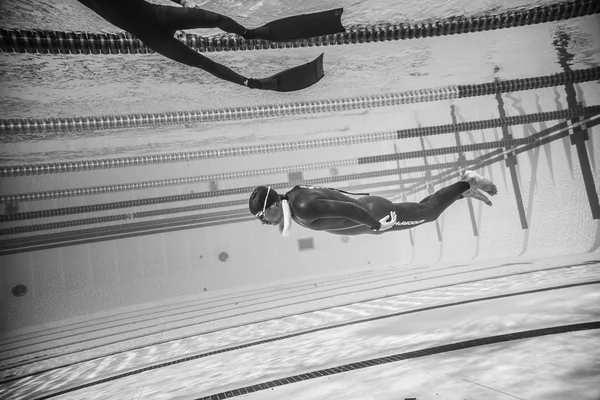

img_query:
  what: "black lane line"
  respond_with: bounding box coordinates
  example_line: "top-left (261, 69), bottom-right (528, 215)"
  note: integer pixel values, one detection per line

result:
top-left (193, 321), bottom-right (600, 400)
top-left (3, 261), bottom-right (596, 377)
top-left (1, 264), bottom-right (425, 349)
top-left (0, 261), bottom-right (514, 361)
top-left (4, 259), bottom-right (595, 374)
top-left (26, 280), bottom-right (600, 400)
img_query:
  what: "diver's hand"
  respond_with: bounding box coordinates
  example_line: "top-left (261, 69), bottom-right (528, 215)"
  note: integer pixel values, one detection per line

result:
top-left (373, 211), bottom-right (397, 232)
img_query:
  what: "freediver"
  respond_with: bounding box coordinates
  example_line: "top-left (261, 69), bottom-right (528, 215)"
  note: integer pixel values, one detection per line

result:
top-left (249, 171), bottom-right (498, 236)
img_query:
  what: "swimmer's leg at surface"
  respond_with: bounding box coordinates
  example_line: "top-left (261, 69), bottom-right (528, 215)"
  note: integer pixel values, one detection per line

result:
top-left (172, 1), bottom-right (345, 42)
top-left (141, 35), bottom-right (282, 90)
top-left (77, 1), bottom-right (327, 91)
top-left (243, 9), bottom-right (346, 41)
top-left (77, 1), bottom-right (246, 36)
top-left (157, 4), bottom-right (247, 36)
top-left (141, 35), bottom-right (247, 86)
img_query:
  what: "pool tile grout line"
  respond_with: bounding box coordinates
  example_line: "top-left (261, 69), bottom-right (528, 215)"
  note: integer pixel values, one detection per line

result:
top-left (191, 321), bottom-right (600, 400)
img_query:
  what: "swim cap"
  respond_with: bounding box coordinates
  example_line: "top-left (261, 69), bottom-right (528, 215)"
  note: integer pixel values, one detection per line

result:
top-left (249, 186), bottom-right (279, 215)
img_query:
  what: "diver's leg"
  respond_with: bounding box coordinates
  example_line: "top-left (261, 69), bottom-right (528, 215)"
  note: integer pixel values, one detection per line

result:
top-left (419, 194), bottom-right (433, 203)
top-left (393, 169), bottom-right (498, 226)
top-left (157, 6), bottom-right (246, 35)
top-left (420, 191), bottom-right (465, 204)
top-left (348, 187), bottom-right (465, 235)
top-left (419, 170), bottom-right (498, 206)
top-left (142, 35), bottom-right (247, 86)
top-left (363, 172), bottom-right (496, 233)
top-left (379, 181), bottom-right (471, 230)
top-left (410, 181), bottom-right (470, 220)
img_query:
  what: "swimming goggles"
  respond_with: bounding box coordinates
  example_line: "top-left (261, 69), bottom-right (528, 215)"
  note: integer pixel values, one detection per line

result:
top-left (254, 186), bottom-right (271, 222)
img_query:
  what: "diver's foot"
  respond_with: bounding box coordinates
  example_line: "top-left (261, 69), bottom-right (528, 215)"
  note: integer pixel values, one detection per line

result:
top-left (245, 78), bottom-right (262, 89)
top-left (242, 28), bottom-right (255, 40)
top-left (245, 77), bottom-right (279, 91)
top-left (462, 187), bottom-right (493, 206)
top-left (461, 170), bottom-right (498, 196)
top-left (242, 26), bottom-right (271, 41)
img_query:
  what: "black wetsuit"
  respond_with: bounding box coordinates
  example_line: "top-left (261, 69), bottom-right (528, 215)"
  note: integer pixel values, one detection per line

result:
top-left (286, 182), bottom-right (470, 235)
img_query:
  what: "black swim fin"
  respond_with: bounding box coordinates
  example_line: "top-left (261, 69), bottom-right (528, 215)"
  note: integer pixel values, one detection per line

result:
top-left (244, 9), bottom-right (345, 42)
top-left (252, 53), bottom-right (325, 92)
